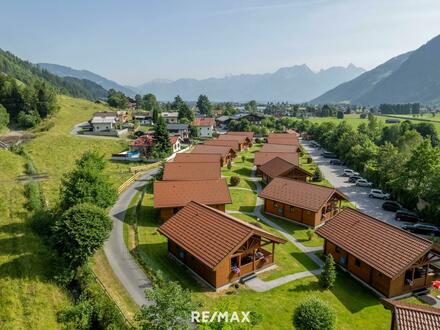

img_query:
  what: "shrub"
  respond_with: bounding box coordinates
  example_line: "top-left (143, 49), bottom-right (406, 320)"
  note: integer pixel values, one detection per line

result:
top-left (24, 182), bottom-right (44, 211)
top-left (293, 297), bottom-right (336, 330)
top-left (306, 228), bottom-right (314, 241)
top-left (336, 111), bottom-right (344, 119)
top-left (312, 167), bottom-right (323, 182)
top-left (319, 254), bottom-right (336, 289)
top-left (230, 176), bottom-right (241, 186)
top-left (360, 113), bottom-right (367, 119)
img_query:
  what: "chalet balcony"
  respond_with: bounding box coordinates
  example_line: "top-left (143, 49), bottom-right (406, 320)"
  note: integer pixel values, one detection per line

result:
top-left (229, 249), bottom-right (273, 280)
top-left (404, 264), bottom-right (440, 292)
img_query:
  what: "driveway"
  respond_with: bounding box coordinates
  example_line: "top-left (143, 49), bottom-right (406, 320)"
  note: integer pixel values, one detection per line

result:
top-left (301, 140), bottom-right (403, 227)
top-left (104, 169), bottom-right (159, 307)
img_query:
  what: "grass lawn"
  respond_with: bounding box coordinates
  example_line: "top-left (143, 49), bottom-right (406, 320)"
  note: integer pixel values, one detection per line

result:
top-left (134, 183), bottom-right (391, 329)
top-left (226, 188), bottom-right (256, 213)
top-left (0, 149), bottom-right (70, 329)
top-left (23, 95), bottom-right (134, 203)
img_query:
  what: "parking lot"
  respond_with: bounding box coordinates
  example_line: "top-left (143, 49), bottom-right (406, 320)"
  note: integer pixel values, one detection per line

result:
top-left (302, 140), bottom-right (404, 228)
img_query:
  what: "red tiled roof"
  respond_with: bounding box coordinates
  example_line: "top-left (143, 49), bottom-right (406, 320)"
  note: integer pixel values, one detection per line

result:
top-left (267, 137), bottom-right (299, 146)
top-left (193, 118), bottom-right (215, 126)
top-left (381, 299), bottom-right (440, 330)
top-left (217, 135), bottom-right (247, 143)
top-left (259, 177), bottom-right (346, 212)
top-left (259, 157), bottom-right (310, 179)
top-left (192, 145), bottom-right (234, 157)
top-left (163, 162), bottom-right (221, 181)
top-left (227, 131), bottom-right (254, 139)
top-left (173, 153), bottom-right (221, 163)
top-left (260, 144), bottom-right (300, 153)
top-left (154, 179), bottom-right (232, 208)
top-left (316, 208), bottom-right (433, 278)
top-left (130, 134), bottom-right (154, 147)
top-left (158, 201), bottom-right (286, 269)
top-left (254, 152), bottom-right (299, 166)
top-left (204, 139), bottom-right (239, 150)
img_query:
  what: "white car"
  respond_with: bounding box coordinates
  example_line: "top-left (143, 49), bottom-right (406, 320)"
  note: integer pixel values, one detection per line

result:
top-left (356, 179), bottom-right (373, 187)
top-left (343, 169), bottom-right (360, 177)
top-left (368, 189), bottom-right (390, 199)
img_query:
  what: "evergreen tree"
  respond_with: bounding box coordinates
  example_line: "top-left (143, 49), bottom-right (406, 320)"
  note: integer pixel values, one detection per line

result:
top-left (196, 94), bottom-right (212, 116)
top-left (107, 89), bottom-right (128, 108)
top-left (33, 81), bottom-right (58, 118)
top-left (319, 254), bottom-right (336, 289)
top-left (152, 116), bottom-right (172, 158)
top-left (0, 104), bottom-right (9, 129)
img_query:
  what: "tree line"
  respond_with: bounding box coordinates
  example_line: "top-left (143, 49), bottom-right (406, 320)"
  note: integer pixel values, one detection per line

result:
top-left (379, 103), bottom-right (420, 115)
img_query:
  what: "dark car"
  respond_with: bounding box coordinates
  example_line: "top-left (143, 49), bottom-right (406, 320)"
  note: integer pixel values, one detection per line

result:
top-left (402, 224), bottom-right (440, 236)
top-left (322, 151), bottom-right (338, 159)
top-left (395, 210), bottom-right (421, 222)
top-left (382, 201), bottom-right (403, 212)
top-left (330, 159), bottom-right (344, 165)
top-left (348, 175), bottom-right (363, 183)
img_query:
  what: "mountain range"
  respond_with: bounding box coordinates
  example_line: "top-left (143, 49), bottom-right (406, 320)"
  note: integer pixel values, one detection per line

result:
top-left (313, 34), bottom-right (440, 105)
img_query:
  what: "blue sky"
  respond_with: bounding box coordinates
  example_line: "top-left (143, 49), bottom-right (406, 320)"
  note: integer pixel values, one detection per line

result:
top-left (1, 0), bottom-right (440, 85)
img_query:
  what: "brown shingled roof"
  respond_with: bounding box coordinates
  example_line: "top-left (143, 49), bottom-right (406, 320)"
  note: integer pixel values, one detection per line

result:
top-left (254, 152), bottom-right (299, 167)
top-left (163, 162), bottom-right (221, 181)
top-left (259, 157), bottom-right (311, 179)
top-left (259, 177), bottom-right (347, 212)
top-left (173, 153), bottom-right (221, 164)
top-left (267, 137), bottom-right (299, 146)
top-left (227, 131), bottom-right (254, 139)
top-left (316, 208), bottom-right (433, 279)
top-left (158, 201), bottom-right (286, 269)
top-left (154, 179), bottom-right (232, 208)
top-left (381, 299), bottom-right (440, 330)
top-left (204, 139), bottom-right (239, 151)
top-left (217, 135), bottom-right (247, 144)
top-left (193, 118), bottom-right (215, 126)
top-left (260, 144), bottom-right (300, 153)
top-left (268, 132), bottom-right (299, 139)
top-left (192, 145), bottom-right (234, 157)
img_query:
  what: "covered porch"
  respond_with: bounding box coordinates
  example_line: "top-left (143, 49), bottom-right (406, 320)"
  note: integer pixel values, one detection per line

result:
top-left (403, 251), bottom-right (440, 293)
top-left (321, 196), bottom-right (345, 221)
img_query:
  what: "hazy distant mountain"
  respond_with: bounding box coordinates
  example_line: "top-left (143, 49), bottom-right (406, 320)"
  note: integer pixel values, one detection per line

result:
top-left (136, 64), bottom-right (365, 102)
top-left (312, 34), bottom-right (440, 105)
top-left (38, 63), bottom-right (136, 97)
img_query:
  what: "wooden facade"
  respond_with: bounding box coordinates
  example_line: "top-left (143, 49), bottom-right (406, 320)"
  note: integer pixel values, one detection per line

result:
top-left (324, 240), bottom-right (440, 297)
top-left (263, 196), bottom-right (344, 227)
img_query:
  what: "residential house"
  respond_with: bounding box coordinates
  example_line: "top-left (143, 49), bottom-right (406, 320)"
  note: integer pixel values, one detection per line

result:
top-left (162, 112), bottom-right (179, 124)
top-left (167, 123), bottom-right (189, 140)
top-left (170, 136), bottom-right (182, 153)
top-left (163, 162), bottom-right (221, 181)
top-left (254, 152), bottom-right (299, 173)
top-left (158, 201), bottom-right (286, 289)
top-left (268, 132), bottom-right (299, 140)
top-left (259, 157), bottom-right (311, 183)
top-left (129, 134), bottom-right (154, 156)
top-left (381, 299), bottom-right (440, 329)
top-left (173, 153), bottom-right (222, 166)
top-left (259, 177), bottom-right (347, 227)
top-left (153, 179), bottom-right (232, 221)
top-left (116, 111), bottom-right (129, 123)
top-left (267, 137), bottom-right (300, 146)
top-left (215, 116), bottom-right (231, 129)
top-left (192, 118), bottom-right (215, 138)
top-left (217, 134), bottom-right (248, 150)
top-left (260, 143), bottom-right (301, 153)
top-left (204, 139), bottom-right (240, 151)
top-left (132, 111), bottom-right (153, 125)
top-left (316, 208), bottom-right (440, 297)
top-left (227, 131), bottom-right (255, 141)
top-left (90, 116), bottom-right (117, 132)
top-left (192, 145), bottom-right (236, 166)
top-left (232, 113), bottom-right (265, 124)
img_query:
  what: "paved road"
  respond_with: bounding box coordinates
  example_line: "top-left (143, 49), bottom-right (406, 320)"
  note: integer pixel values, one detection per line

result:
top-left (104, 169), bottom-right (159, 307)
top-left (301, 140), bottom-right (404, 227)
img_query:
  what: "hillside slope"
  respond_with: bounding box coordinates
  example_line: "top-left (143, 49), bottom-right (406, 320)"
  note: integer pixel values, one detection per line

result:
top-left (0, 49), bottom-right (107, 100)
top-left (38, 63), bottom-right (136, 97)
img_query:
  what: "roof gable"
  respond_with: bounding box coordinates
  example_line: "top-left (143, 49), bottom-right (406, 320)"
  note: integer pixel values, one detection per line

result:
top-left (254, 152), bottom-right (299, 166)
top-left (382, 299), bottom-right (440, 329)
top-left (316, 208), bottom-right (433, 278)
top-left (259, 157), bottom-right (310, 179)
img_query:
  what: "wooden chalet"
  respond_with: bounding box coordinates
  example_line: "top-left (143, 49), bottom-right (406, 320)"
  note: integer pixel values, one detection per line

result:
top-left (227, 131), bottom-right (254, 141)
top-left (259, 157), bottom-right (311, 183)
top-left (153, 179), bottom-right (232, 221)
top-left (173, 153), bottom-right (222, 166)
top-left (217, 135), bottom-right (249, 150)
top-left (158, 201), bottom-right (286, 289)
top-left (162, 162), bottom-right (221, 181)
top-left (259, 177), bottom-right (347, 227)
top-left (381, 299), bottom-right (440, 329)
top-left (192, 145), bottom-right (236, 166)
top-left (267, 137), bottom-right (300, 146)
top-left (260, 143), bottom-right (301, 153)
top-left (203, 139), bottom-right (240, 151)
top-left (316, 208), bottom-right (440, 298)
top-left (268, 132), bottom-right (299, 140)
top-left (254, 152), bottom-right (299, 174)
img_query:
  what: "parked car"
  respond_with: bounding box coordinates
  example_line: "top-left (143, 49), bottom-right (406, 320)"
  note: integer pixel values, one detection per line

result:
top-left (322, 151), bottom-right (338, 159)
top-left (402, 224), bottom-right (440, 236)
top-left (348, 175), bottom-right (363, 183)
top-left (356, 179), bottom-right (373, 187)
top-left (311, 141), bottom-right (321, 148)
top-left (382, 201), bottom-right (403, 212)
top-left (395, 210), bottom-right (421, 222)
top-left (343, 169), bottom-right (359, 177)
top-left (368, 189), bottom-right (390, 199)
top-left (330, 159), bottom-right (344, 165)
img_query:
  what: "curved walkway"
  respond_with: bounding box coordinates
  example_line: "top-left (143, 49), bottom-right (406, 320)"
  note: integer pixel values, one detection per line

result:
top-left (104, 169), bottom-right (159, 307)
